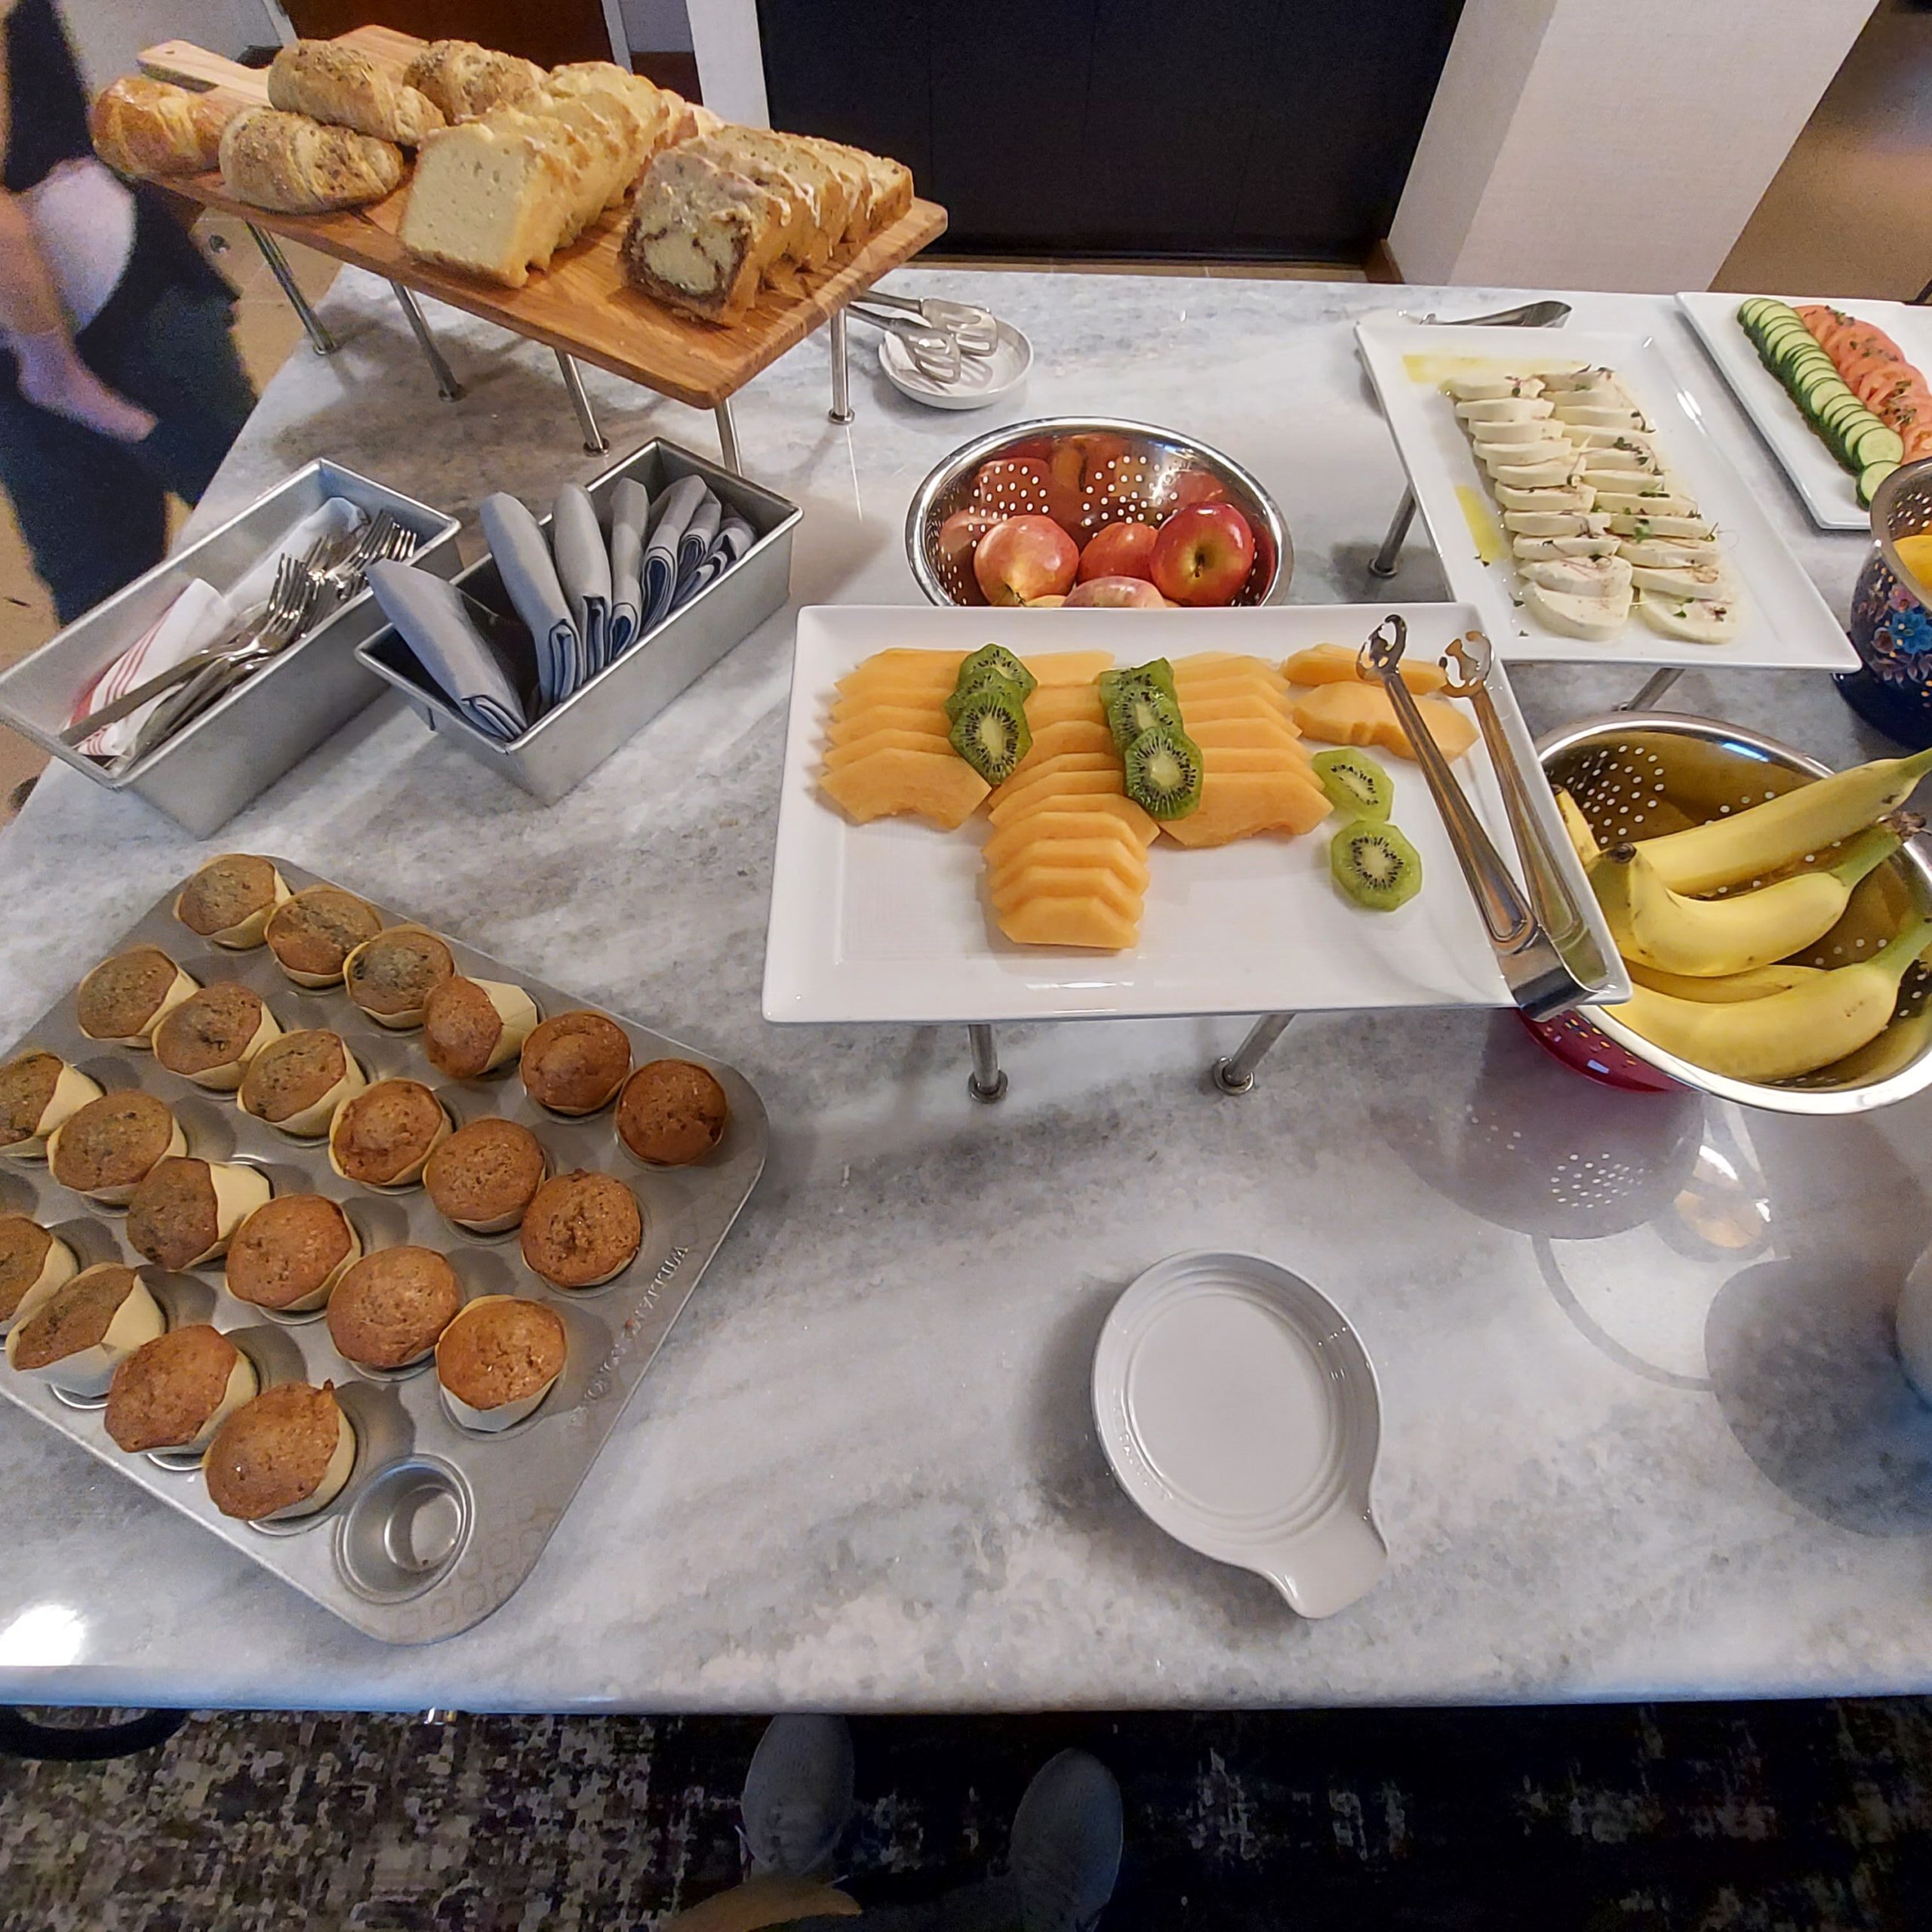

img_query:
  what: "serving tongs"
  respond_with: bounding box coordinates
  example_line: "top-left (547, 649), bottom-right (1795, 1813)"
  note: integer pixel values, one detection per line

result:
top-left (846, 290), bottom-right (999, 386)
top-left (1355, 614), bottom-right (1611, 1020)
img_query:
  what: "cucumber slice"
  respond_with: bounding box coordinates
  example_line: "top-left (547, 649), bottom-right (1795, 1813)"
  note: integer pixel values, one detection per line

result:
top-left (1858, 461), bottom-right (1900, 507)
top-left (1850, 421), bottom-right (1906, 467)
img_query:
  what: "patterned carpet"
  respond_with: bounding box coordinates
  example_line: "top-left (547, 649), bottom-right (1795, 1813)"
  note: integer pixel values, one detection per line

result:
top-left (2, 1700), bottom-right (1930, 1931)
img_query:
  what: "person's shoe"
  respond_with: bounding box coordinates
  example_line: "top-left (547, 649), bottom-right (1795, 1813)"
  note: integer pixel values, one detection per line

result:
top-left (740, 1715), bottom-right (855, 1880)
top-left (1009, 1749), bottom-right (1122, 1932)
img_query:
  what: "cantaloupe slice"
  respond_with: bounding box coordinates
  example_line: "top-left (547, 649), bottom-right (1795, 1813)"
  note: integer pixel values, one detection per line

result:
top-left (986, 750), bottom-right (1121, 808)
top-left (1289, 680), bottom-right (1476, 761)
top-left (991, 834), bottom-right (1151, 893)
top-left (1281, 642), bottom-right (1448, 694)
top-left (1201, 745), bottom-right (1315, 775)
top-left (985, 795), bottom-right (1158, 847)
top-left (1158, 771), bottom-right (1333, 846)
top-left (983, 810), bottom-right (1155, 869)
top-left (991, 863), bottom-right (1145, 921)
top-left (827, 701), bottom-right (949, 740)
top-left (823, 725), bottom-right (953, 769)
top-left (1172, 653), bottom-right (1275, 678)
top-left (1021, 651), bottom-right (1115, 688)
top-left (1177, 692), bottom-right (1297, 726)
top-left (1002, 721), bottom-right (1117, 786)
top-left (838, 649), bottom-right (967, 695)
top-left (819, 746), bottom-right (989, 829)
top-left (986, 767), bottom-right (1129, 825)
top-left (1023, 687), bottom-right (1108, 729)
top-left (995, 896), bottom-right (1140, 950)
top-left (1186, 717), bottom-right (1306, 751)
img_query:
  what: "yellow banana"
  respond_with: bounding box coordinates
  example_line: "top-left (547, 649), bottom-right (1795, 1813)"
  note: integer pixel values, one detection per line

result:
top-left (1632, 746), bottom-right (1932, 896)
top-left (1626, 961), bottom-right (1823, 1003)
top-left (1605, 915), bottom-right (1932, 1082)
top-left (1553, 787), bottom-right (1599, 865)
top-left (1589, 823), bottom-right (1900, 977)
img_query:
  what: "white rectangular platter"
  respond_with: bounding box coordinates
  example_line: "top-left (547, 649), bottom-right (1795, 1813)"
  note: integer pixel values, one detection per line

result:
top-left (1355, 320), bottom-right (1857, 670)
top-left (763, 604), bottom-right (1622, 1026)
top-left (1678, 288), bottom-right (1932, 531)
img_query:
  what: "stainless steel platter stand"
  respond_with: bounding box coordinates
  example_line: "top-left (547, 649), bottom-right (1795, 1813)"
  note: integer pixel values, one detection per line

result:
top-left (0, 861), bottom-right (768, 1643)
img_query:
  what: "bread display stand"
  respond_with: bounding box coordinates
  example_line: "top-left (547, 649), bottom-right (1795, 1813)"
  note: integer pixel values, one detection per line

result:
top-left (137, 29), bottom-right (949, 472)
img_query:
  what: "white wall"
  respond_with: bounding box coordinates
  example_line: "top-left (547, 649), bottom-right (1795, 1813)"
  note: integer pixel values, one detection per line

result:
top-left (60, 0), bottom-right (283, 92)
top-left (1391, 0), bottom-right (1881, 291)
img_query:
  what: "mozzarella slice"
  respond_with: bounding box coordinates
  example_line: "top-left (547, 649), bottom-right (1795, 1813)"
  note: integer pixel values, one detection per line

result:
top-left (1569, 426), bottom-right (1660, 451)
top-left (1639, 595), bottom-right (1739, 645)
top-left (1536, 365), bottom-right (1613, 392)
top-left (1593, 492), bottom-right (1702, 517)
top-left (1456, 397), bottom-right (1554, 423)
top-left (1522, 555), bottom-right (1635, 598)
top-left (1446, 374), bottom-right (1545, 401)
top-left (1580, 446), bottom-right (1665, 474)
top-left (1503, 509), bottom-right (1611, 537)
top-left (1475, 438), bottom-right (1575, 469)
top-left (1523, 581), bottom-right (1633, 641)
top-left (1628, 562), bottom-right (1738, 598)
top-left (1581, 471), bottom-right (1676, 497)
top-left (1617, 537), bottom-right (1723, 568)
top-left (1609, 512), bottom-right (1717, 540)
top-left (1552, 404), bottom-right (1651, 430)
top-left (1491, 457), bottom-right (1586, 488)
top-left (1464, 417), bottom-right (1557, 446)
top-left (1512, 534), bottom-right (1622, 560)
top-left (1494, 483), bottom-right (1595, 512)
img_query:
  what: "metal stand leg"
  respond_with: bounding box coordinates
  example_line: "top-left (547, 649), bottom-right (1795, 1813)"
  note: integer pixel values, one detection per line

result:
top-left (1213, 1014), bottom-right (1295, 1094)
top-left (1368, 489), bottom-right (1416, 579)
top-left (828, 307), bottom-right (855, 426)
top-left (1620, 666), bottom-right (1685, 712)
top-left (554, 349), bottom-right (608, 454)
top-left (390, 282), bottom-right (465, 401)
top-left (713, 398), bottom-right (742, 474)
top-left (967, 1024), bottom-right (1007, 1103)
top-left (247, 223), bottom-right (338, 355)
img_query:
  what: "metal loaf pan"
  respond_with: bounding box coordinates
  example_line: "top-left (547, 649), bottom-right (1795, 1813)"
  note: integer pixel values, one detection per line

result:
top-left (357, 439), bottom-right (801, 804)
top-left (0, 860), bottom-right (768, 1643)
top-left (0, 461), bottom-right (462, 838)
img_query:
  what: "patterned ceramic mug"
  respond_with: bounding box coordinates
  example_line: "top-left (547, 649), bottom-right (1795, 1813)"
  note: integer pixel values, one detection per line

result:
top-left (1839, 457), bottom-right (1932, 748)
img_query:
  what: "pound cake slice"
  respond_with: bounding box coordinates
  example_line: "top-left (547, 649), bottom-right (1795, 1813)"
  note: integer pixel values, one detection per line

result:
top-left (620, 146), bottom-right (788, 322)
top-left (400, 112), bottom-right (581, 286)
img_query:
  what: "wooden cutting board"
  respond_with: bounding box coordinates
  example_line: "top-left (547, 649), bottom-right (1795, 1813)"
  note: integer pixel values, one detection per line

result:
top-left (137, 29), bottom-right (949, 411)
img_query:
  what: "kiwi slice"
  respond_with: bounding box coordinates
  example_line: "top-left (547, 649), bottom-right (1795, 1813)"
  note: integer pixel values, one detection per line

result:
top-left (949, 681), bottom-right (1032, 783)
top-left (1330, 818), bottom-right (1422, 912)
top-left (1121, 724), bottom-right (1203, 820)
top-left (1311, 748), bottom-right (1393, 822)
top-left (944, 669), bottom-right (1026, 723)
top-left (957, 643), bottom-right (1036, 700)
top-left (1100, 659), bottom-right (1177, 705)
top-left (1105, 681), bottom-right (1185, 750)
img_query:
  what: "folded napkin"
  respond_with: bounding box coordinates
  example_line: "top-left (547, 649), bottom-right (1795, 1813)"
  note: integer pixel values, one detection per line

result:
top-left (551, 485), bottom-right (612, 680)
top-left (480, 492), bottom-right (580, 709)
top-left (678, 513), bottom-right (756, 602)
top-left (640, 474), bottom-right (711, 632)
top-left (226, 495), bottom-right (365, 614)
top-left (677, 491), bottom-right (721, 584)
top-left (69, 578), bottom-right (235, 758)
top-left (368, 560), bottom-right (530, 743)
top-left (606, 478), bottom-right (648, 657)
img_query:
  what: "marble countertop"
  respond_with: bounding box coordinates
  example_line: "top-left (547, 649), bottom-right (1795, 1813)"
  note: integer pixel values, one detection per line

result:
top-left (2, 268), bottom-right (1930, 1713)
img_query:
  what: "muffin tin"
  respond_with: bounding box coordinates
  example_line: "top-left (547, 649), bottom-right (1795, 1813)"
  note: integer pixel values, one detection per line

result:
top-left (0, 860), bottom-right (768, 1642)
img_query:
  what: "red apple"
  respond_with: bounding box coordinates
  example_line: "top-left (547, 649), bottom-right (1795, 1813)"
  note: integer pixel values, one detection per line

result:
top-left (1149, 503), bottom-right (1256, 607)
top-left (1026, 594), bottom-right (1068, 608)
top-left (937, 509), bottom-right (996, 605)
top-left (1063, 576), bottom-right (1166, 609)
top-left (974, 515), bottom-right (1080, 606)
top-left (1077, 521), bottom-right (1158, 583)
top-left (1168, 469), bottom-right (1229, 511)
top-left (1044, 441), bottom-right (1087, 534)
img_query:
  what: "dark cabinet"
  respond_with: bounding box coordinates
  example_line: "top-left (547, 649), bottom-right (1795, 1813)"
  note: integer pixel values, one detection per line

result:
top-left (758, 0), bottom-right (1464, 261)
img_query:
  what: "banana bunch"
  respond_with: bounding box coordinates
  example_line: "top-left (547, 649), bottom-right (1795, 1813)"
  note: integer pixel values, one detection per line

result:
top-left (1555, 743), bottom-right (1932, 1083)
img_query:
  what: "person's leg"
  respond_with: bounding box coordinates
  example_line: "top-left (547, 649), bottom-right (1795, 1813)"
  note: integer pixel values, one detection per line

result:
top-left (0, 389), bottom-right (169, 624)
top-left (740, 1715), bottom-right (857, 1880)
top-left (1008, 1750), bottom-right (1122, 1932)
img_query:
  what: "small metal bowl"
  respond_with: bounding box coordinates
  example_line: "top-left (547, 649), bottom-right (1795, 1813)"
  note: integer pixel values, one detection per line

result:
top-left (1533, 711), bottom-right (1932, 1115)
top-left (904, 416), bottom-right (1291, 606)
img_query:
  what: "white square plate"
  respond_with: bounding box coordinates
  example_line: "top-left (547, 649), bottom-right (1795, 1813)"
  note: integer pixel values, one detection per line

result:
top-left (762, 605), bottom-right (1621, 1025)
top-left (1355, 321), bottom-right (1858, 671)
top-left (1677, 289), bottom-right (1932, 531)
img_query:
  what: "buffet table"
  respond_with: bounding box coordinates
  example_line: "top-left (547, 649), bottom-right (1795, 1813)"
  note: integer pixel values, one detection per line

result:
top-left (2, 267), bottom-right (1927, 1713)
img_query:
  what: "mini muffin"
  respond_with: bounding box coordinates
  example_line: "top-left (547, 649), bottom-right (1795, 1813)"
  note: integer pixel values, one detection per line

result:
top-left (238, 1029), bottom-right (366, 1139)
top-left (152, 981), bottom-right (281, 1091)
top-left (126, 1156), bottom-right (272, 1271)
top-left (103, 1323), bottom-right (257, 1455)
top-left (174, 854), bottom-right (290, 948)
top-left (343, 925), bottom-right (456, 1029)
top-left (226, 1192), bottom-right (360, 1313)
top-left (435, 1294), bottom-right (567, 1432)
top-left (422, 975), bottom-right (540, 1079)
top-left (328, 1078), bottom-right (451, 1189)
top-left (0, 1050), bottom-right (101, 1161)
top-left (617, 1060), bottom-right (730, 1167)
top-left (75, 945), bottom-right (198, 1048)
top-left (326, 1245), bottom-right (462, 1371)
top-left (520, 1011), bottom-right (631, 1115)
top-left (204, 1380), bottom-right (355, 1521)
top-left (520, 1169), bottom-right (642, 1289)
top-left (0, 1215), bottom-right (78, 1334)
top-left (423, 1117), bottom-right (548, 1235)
top-left (265, 885), bottom-right (383, 988)
top-left (5, 1262), bottom-right (165, 1398)
top-left (47, 1091), bottom-right (186, 1206)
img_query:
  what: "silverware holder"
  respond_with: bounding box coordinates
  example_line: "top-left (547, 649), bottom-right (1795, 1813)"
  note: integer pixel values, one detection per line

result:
top-left (0, 461), bottom-right (462, 836)
top-left (358, 439), bottom-right (801, 805)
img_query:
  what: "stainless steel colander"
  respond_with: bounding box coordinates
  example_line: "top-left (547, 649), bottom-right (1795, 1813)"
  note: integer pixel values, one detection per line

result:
top-left (904, 416), bottom-right (1290, 606)
top-left (1536, 711), bottom-right (1932, 1113)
